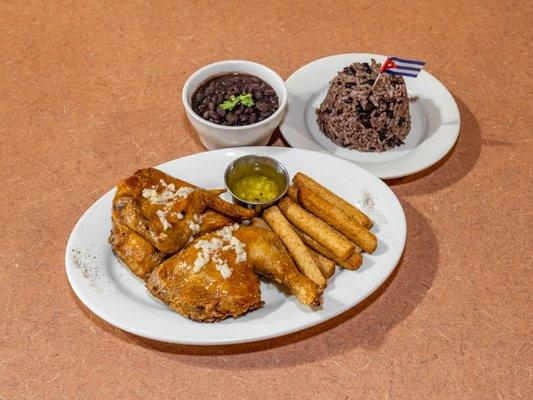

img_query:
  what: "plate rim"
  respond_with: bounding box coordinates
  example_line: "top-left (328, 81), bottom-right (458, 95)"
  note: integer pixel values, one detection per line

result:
top-left (279, 53), bottom-right (461, 179)
top-left (65, 146), bottom-right (407, 345)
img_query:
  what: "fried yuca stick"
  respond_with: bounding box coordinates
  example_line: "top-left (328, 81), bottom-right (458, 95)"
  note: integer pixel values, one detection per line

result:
top-left (263, 206), bottom-right (326, 288)
top-left (287, 184), bottom-right (299, 202)
top-left (310, 249), bottom-right (335, 278)
top-left (293, 226), bottom-right (363, 270)
top-left (278, 197), bottom-right (355, 260)
top-left (297, 186), bottom-right (377, 254)
top-left (293, 172), bottom-right (373, 229)
top-left (254, 216), bottom-right (334, 278)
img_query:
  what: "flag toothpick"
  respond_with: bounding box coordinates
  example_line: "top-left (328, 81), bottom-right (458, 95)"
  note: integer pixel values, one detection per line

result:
top-left (372, 56), bottom-right (426, 90)
top-left (372, 73), bottom-right (381, 89)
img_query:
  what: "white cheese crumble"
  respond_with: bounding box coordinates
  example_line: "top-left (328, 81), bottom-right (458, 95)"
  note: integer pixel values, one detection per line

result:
top-left (172, 212), bottom-right (184, 220)
top-left (217, 223), bottom-right (240, 242)
top-left (192, 237), bottom-right (223, 273)
top-left (175, 186), bottom-right (194, 199)
top-left (219, 224), bottom-right (247, 263)
top-left (141, 188), bottom-right (165, 204)
top-left (213, 253), bottom-right (232, 279)
top-left (192, 253), bottom-right (208, 273)
top-left (190, 224), bottom-right (246, 279)
top-left (141, 179), bottom-right (194, 205)
top-left (187, 214), bottom-right (203, 235)
top-left (223, 236), bottom-right (247, 263)
top-left (156, 210), bottom-right (172, 231)
top-left (159, 179), bottom-right (175, 192)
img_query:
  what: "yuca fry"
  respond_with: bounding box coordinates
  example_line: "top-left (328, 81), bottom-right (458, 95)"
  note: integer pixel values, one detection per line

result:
top-left (263, 206), bottom-right (326, 287)
top-left (298, 186), bottom-right (377, 254)
top-left (341, 252), bottom-right (363, 271)
top-left (293, 172), bottom-right (373, 229)
top-left (278, 197), bottom-right (355, 260)
top-left (294, 226), bottom-right (363, 270)
top-left (310, 249), bottom-right (335, 278)
top-left (254, 216), bottom-right (334, 278)
top-left (287, 184), bottom-right (299, 202)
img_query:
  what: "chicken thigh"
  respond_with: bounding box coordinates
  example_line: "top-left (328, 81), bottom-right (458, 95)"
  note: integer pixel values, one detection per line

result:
top-left (147, 225), bottom-right (320, 322)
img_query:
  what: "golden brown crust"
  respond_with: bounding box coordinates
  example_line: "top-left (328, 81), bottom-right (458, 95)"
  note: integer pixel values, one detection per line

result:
top-left (146, 225), bottom-right (321, 321)
top-left (236, 226), bottom-right (322, 306)
top-left (146, 230), bottom-right (263, 322)
top-left (293, 172), bottom-right (373, 229)
top-left (198, 210), bottom-right (234, 234)
top-left (293, 226), bottom-right (363, 270)
top-left (109, 168), bottom-right (255, 280)
top-left (297, 186), bottom-right (377, 253)
top-left (207, 195), bottom-right (255, 220)
top-left (263, 206), bottom-right (326, 288)
top-left (108, 222), bottom-right (166, 280)
top-left (310, 249), bottom-right (336, 279)
top-left (278, 197), bottom-right (355, 260)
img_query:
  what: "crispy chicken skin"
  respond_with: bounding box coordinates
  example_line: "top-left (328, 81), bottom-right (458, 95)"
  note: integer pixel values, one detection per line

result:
top-left (147, 226), bottom-right (321, 322)
top-left (147, 229), bottom-right (263, 322)
top-left (109, 212), bottom-right (234, 281)
top-left (109, 168), bottom-right (254, 280)
top-left (109, 222), bottom-right (166, 280)
top-left (235, 226), bottom-right (321, 306)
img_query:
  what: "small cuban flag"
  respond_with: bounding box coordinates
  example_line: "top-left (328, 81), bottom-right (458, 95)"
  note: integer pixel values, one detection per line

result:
top-left (380, 56), bottom-right (426, 78)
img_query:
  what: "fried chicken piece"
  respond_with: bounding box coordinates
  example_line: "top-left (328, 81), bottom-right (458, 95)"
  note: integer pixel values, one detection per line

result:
top-left (197, 210), bottom-right (234, 235)
top-left (109, 222), bottom-right (165, 280)
top-left (109, 168), bottom-right (255, 280)
top-left (109, 211), bottom-right (234, 280)
top-left (147, 225), bottom-right (320, 322)
top-left (147, 228), bottom-right (262, 322)
top-left (112, 169), bottom-right (254, 251)
top-left (235, 226), bottom-right (321, 306)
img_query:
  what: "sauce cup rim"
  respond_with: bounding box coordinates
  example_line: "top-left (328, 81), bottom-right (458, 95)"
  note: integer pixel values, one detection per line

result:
top-left (224, 154), bottom-right (290, 206)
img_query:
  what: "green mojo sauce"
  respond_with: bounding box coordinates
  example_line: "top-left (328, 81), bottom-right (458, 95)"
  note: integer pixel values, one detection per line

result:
top-left (232, 174), bottom-right (280, 202)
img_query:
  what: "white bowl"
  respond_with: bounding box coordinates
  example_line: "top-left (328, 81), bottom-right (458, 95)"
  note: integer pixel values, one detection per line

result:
top-left (182, 60), bottom-right (288, 150)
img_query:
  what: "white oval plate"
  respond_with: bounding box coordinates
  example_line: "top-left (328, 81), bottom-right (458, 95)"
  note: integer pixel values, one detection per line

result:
top-left (280, 53), bottom-right (461, 179)
top-left (65, 147), bottom-right (406, 345)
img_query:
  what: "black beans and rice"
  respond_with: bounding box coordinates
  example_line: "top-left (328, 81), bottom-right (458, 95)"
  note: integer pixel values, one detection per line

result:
top-left (316, 60), bottom-right (411, 152)
top-left (192, 73), bottom-right (279, 126)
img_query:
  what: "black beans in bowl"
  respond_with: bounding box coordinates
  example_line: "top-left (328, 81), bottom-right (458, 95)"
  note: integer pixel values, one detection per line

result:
top-left (191, 73), bottom-right (279, 126)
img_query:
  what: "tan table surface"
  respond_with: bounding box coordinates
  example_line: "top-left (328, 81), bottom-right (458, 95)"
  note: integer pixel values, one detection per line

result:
top-left (1, 1), bottom-right (531, 399)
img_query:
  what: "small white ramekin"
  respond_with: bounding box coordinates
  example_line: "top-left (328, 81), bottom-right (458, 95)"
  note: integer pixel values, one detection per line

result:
top-left (182, 60), bottom-right (288, 150)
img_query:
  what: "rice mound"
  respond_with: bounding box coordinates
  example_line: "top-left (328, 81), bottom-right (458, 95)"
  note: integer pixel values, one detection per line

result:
top-left (316, 59), bottom-right (411, 152)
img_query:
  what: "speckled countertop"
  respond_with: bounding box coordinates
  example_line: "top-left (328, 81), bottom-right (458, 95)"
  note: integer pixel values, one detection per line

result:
top-left (1, 1), bottom-right (531, 399)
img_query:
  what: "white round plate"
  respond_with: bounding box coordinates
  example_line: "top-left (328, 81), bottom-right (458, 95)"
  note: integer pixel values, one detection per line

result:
top-left (65, 147), bottom-right (406, 345)
top-left (280, 53), bottom-right (461, 179)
